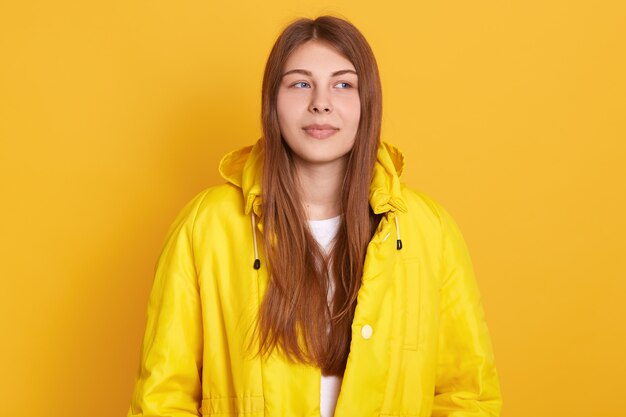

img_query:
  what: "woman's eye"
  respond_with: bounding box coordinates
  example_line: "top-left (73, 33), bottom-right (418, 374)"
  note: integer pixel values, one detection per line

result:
top-left (335, 82), bottom-right (352, 89)
top-left (292, 81), bottom-right (311, 88)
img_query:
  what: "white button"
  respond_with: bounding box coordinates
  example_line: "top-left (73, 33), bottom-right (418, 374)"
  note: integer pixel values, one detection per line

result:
top-left (361, 324), bottom-right (373, 339)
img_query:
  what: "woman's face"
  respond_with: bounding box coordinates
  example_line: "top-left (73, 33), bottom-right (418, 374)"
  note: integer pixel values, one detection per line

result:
top-left (276, 40), bottom-right (361, 170)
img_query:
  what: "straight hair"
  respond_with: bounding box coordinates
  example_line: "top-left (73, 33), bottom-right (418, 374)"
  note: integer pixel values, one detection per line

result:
top-left (258, 15), bottom-right (383, 375)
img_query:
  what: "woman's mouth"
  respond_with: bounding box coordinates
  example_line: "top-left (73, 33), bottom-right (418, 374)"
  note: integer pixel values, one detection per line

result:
top-left (302, 124), bottom-right (339, 139)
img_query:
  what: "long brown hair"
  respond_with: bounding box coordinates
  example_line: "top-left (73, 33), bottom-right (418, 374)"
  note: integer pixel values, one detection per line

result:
top-left (258, 16), bottom-right (383, 375)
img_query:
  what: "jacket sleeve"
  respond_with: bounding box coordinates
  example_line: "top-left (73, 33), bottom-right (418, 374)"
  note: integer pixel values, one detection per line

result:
top-left (431, 205), bottom-right (502, 417)
top-left (127, 192), bottom-right (206, 417)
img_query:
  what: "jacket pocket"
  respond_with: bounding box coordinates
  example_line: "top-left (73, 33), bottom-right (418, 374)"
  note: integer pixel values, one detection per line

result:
top-left (200, 396), bottom-right (264, 416)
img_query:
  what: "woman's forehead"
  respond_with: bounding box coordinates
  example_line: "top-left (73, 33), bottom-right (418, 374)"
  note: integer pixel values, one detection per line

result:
top-left (283, 40), bottom-right (356, 74)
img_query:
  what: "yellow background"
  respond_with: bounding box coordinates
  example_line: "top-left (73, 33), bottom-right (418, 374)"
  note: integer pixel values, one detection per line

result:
top-left (1, 0), bottom-right (624, 416)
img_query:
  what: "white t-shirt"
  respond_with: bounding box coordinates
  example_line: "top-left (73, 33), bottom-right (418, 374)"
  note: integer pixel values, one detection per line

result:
top-left (307, 215), bottom-right (342, 417)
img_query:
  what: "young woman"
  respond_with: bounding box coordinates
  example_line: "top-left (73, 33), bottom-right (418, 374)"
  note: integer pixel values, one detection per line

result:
top-left (127, 16), bottom-right (502, 417)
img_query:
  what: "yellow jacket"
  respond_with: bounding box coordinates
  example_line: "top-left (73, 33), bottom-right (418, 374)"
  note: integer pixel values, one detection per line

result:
top-left (127, 140), bottom-right (502, 417)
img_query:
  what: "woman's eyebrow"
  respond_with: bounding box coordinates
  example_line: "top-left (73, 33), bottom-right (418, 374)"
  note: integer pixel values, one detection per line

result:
top-left (282, 69), bottom-right (358, 77)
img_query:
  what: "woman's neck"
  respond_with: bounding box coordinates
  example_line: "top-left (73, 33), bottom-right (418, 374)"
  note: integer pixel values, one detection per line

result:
top-left (293, 158), bottom-right (346, 221)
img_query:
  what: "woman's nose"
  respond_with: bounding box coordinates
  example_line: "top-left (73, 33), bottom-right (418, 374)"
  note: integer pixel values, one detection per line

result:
top-left (309, 89), bottom-right (333, 113)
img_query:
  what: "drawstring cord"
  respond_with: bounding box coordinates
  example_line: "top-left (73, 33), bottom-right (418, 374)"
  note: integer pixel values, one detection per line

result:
top-left (251, 211), bottom-right (261, 270)
top-left (395, 214), bottom-right (403, 250)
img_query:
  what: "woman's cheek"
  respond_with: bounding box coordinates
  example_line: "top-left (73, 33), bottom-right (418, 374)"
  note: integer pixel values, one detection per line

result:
top-left (278, 92), bottom-right (307, 116)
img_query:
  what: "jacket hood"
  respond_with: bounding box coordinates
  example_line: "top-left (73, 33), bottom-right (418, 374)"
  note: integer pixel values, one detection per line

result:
top-left (218, 139), bottom-right (408, 217)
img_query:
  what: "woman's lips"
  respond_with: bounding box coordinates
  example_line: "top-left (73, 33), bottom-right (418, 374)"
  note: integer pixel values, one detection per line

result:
top-left (302, 124), bottom-right (339, 139)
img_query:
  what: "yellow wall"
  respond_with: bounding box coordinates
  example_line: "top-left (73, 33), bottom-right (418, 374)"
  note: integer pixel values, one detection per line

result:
top-left (1, 1), bottom-right (624, 416)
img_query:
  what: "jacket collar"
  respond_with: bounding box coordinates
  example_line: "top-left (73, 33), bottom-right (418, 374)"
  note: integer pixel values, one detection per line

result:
top-left (218, 139), bottom-right (408, 217)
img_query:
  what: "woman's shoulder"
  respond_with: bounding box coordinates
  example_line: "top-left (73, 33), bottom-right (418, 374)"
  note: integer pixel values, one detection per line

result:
top-left (164, 183), bottom-right (243, 228)
top-left (182, 183), bottom-right (245, 218)
top-left (399, 184), bottom-right (464, 239)
top-left (400, 185), bottom-right (447, 223)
